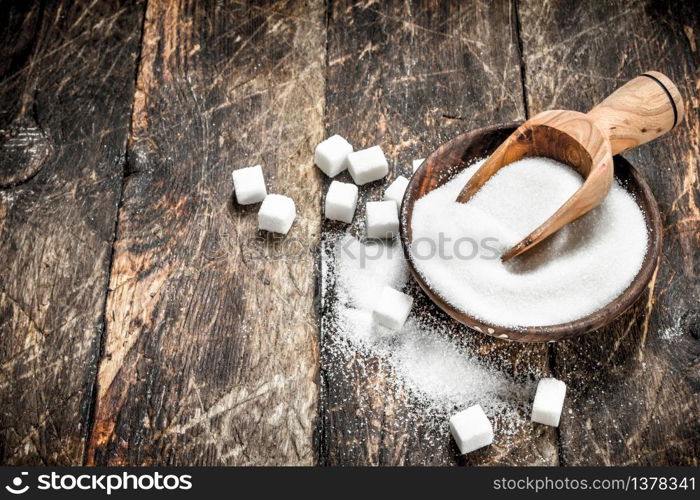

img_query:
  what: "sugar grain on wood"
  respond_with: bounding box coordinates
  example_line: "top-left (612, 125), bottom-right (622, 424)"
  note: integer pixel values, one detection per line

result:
top-left (323, 234), bottom-right (535, 428)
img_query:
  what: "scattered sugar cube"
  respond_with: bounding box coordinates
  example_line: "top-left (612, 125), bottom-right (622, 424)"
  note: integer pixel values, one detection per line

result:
top-left (347, 146), bottom-right (389, 185)
top-left (449, 405), bottom-right (494, 454)
top-left (325, 180), bottom-right (358, 223)
top-left (531, 378), bottom-right (567, 427)
top-left (412, 158), bottom-right (425, 173)
top-left (372, 285), bottom-right (413, 330)
top-left (315, 135), bottom-right (353, 177)
top-left (258, 194), bottom-right (296, 234)
top-left (366, 200), bottom-right (399, 239)
top-left (383, 175), bottom-right (409, 208)
top-left (232, 164), bottom-right (267, 204)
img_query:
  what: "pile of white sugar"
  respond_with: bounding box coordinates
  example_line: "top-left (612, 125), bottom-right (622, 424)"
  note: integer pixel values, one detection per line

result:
top-left (410, 157), bottom-right (649, 328)
top-left (322, 234), bottom-right (537, 427)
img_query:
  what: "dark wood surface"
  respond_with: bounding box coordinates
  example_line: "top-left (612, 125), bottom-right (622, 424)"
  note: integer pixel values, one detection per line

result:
top-left (320, 1), bottom-right (556, 466)
top-left (519, 0), bottom-right (700, 466)
top-left (86, 0), bottom-right (324, 466)
top-left (0, 0), bottom-right (697, 466)
top-left (0, 0), bottom-right (144, 465)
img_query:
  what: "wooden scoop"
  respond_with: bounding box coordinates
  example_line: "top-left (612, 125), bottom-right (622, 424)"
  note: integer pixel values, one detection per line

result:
top-left (456, 71), bottom-right (684, 261)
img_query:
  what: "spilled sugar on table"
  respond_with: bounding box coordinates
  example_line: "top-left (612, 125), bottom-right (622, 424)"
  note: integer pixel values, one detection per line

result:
top-left (0, 0), bottom-right (697, 466)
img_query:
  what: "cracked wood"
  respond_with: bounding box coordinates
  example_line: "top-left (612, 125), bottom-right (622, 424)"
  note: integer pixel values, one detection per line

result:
top-left (86, 0), bottom-right (325, 465)
top-left (319, 0), bottom-right (557, 466)
top-left (0, 0), bottom-right (145, 464)
top-left (1, 0), bottom-right (697, 466)
top-left (519, 0), bottom-right (700, 465)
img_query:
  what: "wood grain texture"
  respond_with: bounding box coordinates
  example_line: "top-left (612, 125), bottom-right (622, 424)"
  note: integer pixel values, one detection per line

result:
top-left (86, 0), bottom-right (325, 466)
top-left (1, 0), bottom-right (697, 467)
top-left (519, 0), bottom-right (700, 465)
top-left (456, 109), bottom-right (616, 262)
top-left (320, 0), bottom-right (557, 465)
top-left (0, 0), bottom-right (144, 464)
top-left (587, 71), bottom-right (685, 154)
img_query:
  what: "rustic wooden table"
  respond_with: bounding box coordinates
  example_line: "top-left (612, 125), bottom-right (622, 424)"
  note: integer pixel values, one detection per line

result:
top-left (0, 0), bottom-right (697, 466)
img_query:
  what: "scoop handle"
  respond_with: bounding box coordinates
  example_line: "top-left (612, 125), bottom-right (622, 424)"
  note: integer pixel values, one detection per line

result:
top-left (586, 71), bottom-right (685, 155)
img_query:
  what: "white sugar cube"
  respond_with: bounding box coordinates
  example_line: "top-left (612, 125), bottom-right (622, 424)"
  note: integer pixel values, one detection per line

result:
top-left (372, 285), bottom-right (413, 330)
top-left (449, 405), bottom-right (494, 454)
top-left (315, 135), bottom-right (353, 177)
top-left (383, 175), bottom-right (409, 208)
top-left (325, 181), bottom-right (358, 223)
top-left (258, 194), bottom-right (296, 234)
top-left (412, 158), bottom-right (425, 173)
top-left (232, 165), bottom-right (267, 204)
top-left (366, 200), bottom-right (399, 239)
top-left (531, 378), bottom-right (567, 427)
top-left (347, 146), bottom-right (389, 185)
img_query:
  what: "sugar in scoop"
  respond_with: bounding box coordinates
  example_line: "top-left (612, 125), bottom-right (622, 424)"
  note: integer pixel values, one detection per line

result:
top-left (410, 157), bottom-right (648, 328)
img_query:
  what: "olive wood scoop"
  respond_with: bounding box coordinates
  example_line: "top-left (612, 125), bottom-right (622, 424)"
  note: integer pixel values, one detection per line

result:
top-left (456, 71), bottom-right (685, 261)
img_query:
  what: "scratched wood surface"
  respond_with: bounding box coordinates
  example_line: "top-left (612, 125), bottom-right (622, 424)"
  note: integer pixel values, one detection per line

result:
top-left (0, 1), bottom-right (144, 464)
top-left (0, 0), bottom-right (697, 466)
top-left (519, 0), bottom-right (700, 465)
top-left (86, 0), bottom-right (324, 465)
top-left (319, 0), bottom-right (556, 466)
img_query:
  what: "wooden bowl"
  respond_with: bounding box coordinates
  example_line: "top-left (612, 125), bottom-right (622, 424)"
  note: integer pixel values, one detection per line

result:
top-left (399, 124), bottom-right (662, 343)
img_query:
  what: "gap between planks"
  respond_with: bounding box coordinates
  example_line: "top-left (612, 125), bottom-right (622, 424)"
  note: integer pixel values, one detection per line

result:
top-left (81, 0), bottom-right (150, 466)
top-left (512, 0), bottom-right (563, 467)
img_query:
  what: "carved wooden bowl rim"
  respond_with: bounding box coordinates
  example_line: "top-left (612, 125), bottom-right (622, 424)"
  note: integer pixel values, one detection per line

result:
top-left (399, 123), bottom-right (662, 343)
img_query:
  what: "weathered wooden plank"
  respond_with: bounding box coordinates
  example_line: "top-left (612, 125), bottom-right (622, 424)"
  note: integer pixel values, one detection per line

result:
top-left (0, 1), bottom-right (144, 464)
top-left (86, 0), bottom-right (325, 465)
top-left (519, 0), bottom-right (700, 465)
top-left (320, 0), bottom-right (557, 465)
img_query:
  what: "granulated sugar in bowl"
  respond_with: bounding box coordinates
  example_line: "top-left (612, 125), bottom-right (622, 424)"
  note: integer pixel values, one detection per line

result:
top-left (409, 156), bottom-right (649, 330)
